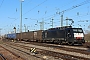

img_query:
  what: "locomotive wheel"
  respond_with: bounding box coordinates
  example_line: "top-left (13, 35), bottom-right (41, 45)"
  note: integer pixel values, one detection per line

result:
top-left (59, 41), bottom-right (62, 45)
top-left (59, 43), bottom-right (62, 45)
top-left (68, 42), bottom-right (74, 45)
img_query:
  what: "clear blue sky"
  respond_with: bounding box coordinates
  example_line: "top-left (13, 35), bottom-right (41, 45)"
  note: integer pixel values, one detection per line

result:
top-left (0, 0), bottom-right (90, 35)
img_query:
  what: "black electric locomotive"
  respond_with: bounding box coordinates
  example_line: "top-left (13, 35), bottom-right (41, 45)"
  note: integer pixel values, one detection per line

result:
top-left (42, 26), bottom-right (85, 45)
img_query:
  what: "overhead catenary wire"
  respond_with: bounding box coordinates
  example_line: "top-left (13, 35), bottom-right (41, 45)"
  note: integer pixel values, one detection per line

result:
top-left (31, 0), bottom-right (77, 21)
top-left (23, 0), bottom-right (47, 16)
top-left (60, 0), bottom-right (77, 8)
top-left (14, 0), bottom-right (47, 20)
top-left (13, 0), bottom-right (78, 21)
top-left (7, 0), bottom-right (90, 29)
top-left (41, 0), bottom-right (90, 20)
top-left (41, 0), bottom-right (90, 28)
top-left (42, 0), bottom-right (77, 19)
top-left (23, 0), bottom-right (32, 7)
top-left (62, 0), bottom-right (90, 13)
top-left (8, 0), bottom-right (90, 25)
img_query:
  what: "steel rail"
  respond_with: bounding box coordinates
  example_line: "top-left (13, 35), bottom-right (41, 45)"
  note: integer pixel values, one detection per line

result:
top-left (0, 54), bottom-right (6, 60)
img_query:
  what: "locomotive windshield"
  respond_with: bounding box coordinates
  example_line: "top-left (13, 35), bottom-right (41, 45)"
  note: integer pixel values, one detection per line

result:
top-left (72, 28), bottom-right (83, 33)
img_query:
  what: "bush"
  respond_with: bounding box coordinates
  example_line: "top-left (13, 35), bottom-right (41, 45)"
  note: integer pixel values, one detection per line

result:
top-left (85, 33), bottom-right (90, 42)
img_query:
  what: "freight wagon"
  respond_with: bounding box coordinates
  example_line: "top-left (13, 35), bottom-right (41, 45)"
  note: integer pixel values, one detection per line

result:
top-left (6, 30), bottom-right (43, 42)
top-left (6, 33), bottom-right (16, 40)
top-left (5, 26), bottom-right (85, 45)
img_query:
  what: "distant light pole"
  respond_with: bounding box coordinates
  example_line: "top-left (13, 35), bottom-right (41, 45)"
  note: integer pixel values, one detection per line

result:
top-left (24, 24), bottom-right (26, 32)
top-left (27, 26), bottom-right (30, 32)
top-left (13, 27), bottom-right (16, 40)
top-left (50, 18), bottom-right (54, 28)
top-left (13, 27), bottom-right (16, 33)
top-left (20, 0), bottom-right (24, 40)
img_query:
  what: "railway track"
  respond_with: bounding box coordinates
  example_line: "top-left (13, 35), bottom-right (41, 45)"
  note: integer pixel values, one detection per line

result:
top-left (0, 54), bottom-right (6, 60)
top-left (1, 43), bottom-right (60, 60)
top-left (20, 41), bottom-right (90, 55)
top-left (2, 41), bottom-right (90, 60)
top-left (22, 41), bottom-right (88, 50)
top-left (0, 42), bottom-right (24, 60)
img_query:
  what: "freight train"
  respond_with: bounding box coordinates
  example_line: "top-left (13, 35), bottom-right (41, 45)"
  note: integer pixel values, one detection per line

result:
top-left (4, 26), bottom-right (85, 45)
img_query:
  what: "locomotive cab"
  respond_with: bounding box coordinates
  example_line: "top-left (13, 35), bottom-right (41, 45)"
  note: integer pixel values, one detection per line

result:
top-left (65, 28), bottom-right (85, 45)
